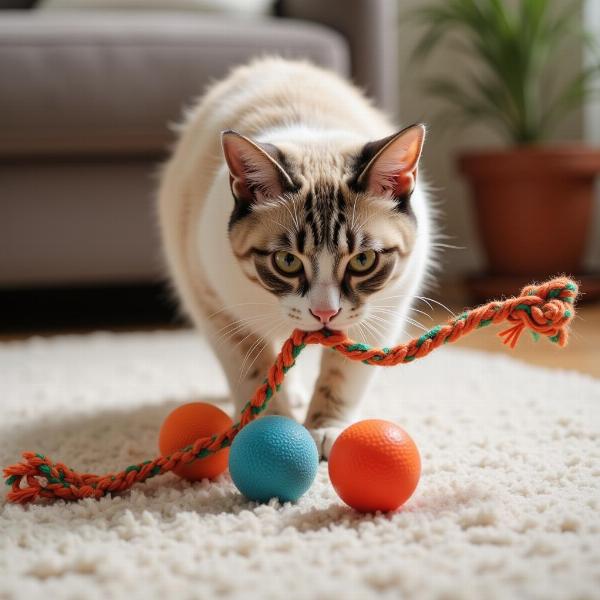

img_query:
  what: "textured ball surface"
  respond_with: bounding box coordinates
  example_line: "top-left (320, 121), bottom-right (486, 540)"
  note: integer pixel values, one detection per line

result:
top-left (328, 419), bottom-right (421, 512)
top-left (158, 402), bottom-right (233, 481)
top-left (229, 416), bottom-right (319, 503)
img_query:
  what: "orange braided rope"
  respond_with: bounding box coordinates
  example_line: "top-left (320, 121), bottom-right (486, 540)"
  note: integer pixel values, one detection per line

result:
top-left (4, 276), bottom-right (578, 504)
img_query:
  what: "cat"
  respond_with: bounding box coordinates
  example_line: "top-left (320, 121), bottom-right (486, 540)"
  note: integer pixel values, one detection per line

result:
top-left (158, 57), bottom-right (437, 458)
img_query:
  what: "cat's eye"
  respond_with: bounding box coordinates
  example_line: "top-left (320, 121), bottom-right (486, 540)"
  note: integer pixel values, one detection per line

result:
top-left (348, 250), bottom-right (377, 274)
top-left (273, 251), bottom-right (303, 276)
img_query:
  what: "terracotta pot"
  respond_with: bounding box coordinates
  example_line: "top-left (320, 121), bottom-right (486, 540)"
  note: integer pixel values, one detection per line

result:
top-left (459, 145), bottom-right (600, 276)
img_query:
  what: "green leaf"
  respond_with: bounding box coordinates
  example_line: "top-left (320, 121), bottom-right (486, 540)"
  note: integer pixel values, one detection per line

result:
top-left (540, 62), bottom-right (600, 132)
top-left (406, 0), bottom-right (595, 144)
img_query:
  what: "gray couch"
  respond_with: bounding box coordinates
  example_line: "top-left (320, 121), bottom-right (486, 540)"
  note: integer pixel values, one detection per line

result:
top-left (0, 1), bottom-right (399, 290)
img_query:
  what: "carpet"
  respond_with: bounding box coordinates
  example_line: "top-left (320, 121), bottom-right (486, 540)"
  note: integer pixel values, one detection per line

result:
top-left (1, 330), bottom-right (599, 600)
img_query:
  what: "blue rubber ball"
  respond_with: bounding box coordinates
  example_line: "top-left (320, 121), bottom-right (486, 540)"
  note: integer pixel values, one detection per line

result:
top-left (229, 415), bottom-right (319, 503)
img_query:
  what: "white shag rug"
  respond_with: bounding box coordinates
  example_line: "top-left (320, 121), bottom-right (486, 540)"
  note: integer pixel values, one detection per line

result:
top-left (1, 330), bottom-right (599, 600)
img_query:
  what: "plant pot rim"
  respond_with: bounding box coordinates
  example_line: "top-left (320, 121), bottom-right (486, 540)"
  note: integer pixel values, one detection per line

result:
top-left (459, 143), bottom-right (600, 178)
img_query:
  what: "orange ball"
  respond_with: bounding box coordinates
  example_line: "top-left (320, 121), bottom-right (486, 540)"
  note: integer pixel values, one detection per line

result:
top-left (328, 419), bottom-right (421, 512)
top-left (158, 402), bottom-right (233, 481)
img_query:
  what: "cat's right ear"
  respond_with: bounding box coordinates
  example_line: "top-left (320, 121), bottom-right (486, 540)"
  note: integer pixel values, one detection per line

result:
top-left (221, 130), bottom-right (294, 204)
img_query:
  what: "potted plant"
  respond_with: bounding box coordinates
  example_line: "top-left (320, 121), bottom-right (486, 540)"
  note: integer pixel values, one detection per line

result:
top-left (412, 0), bottom-right (600, 299)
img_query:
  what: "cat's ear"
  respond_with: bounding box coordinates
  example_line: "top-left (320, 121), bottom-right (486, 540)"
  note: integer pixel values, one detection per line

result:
top-left (354, 124), bottom-right (426, 199)
top-left (221, 130), bottom-right (294, 203)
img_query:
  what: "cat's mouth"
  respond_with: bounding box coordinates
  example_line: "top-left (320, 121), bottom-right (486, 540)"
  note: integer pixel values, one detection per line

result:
top-left (284, 304), bottom-right (368, 333)
top-left (285, 316), bottom-right (355, 333)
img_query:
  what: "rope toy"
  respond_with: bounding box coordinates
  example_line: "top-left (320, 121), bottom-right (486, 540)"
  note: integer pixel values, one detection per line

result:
top-left (3, 276), bottom-right (578, 505)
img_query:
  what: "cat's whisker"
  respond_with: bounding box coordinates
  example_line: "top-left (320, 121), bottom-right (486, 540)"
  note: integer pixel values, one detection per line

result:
top-left (417, 297), bottom-right (435, 312)
top-left (364, 312), bottom-right (395, 335)
top-left (350, 195), bottom-right (359, 231)
top-left (214, 314), bottom-right (277, 346)
top-left (238, 339), bottom-right (266, 384)
top-left (404, 316), bottom-right (429, 332)
top-left (228, 319), bottom-right (275, 351)
top-left (350, 205), bottom-right (373, 235)
top-left (280, 195), bottom-right (301, 232)
top-left (214, 312), bottom-right (276, 337)
top-left (216, 318), bottom-right (277, 349)
top-left (369, 309), bottom-right (397, 319)
top-left (389, 295), bottom-right (436, 312)
top-left (353, 321), bottom-right (369, 345)
top-left (362, 318), bottom-right (381, 341)
top-left (288, 195), bottom-right (300, 228)
top-left (367, 306), bottom-right (428, 332)
top-left (376, 293), bottom-right (416, 303)
top-left (215, 311), bottom-right (276, 330)
top-left (409, 306), bottom-right (434, 320)
top-left (238, 332), bottom-right (268, 383)
top-left (352, 204), bottom-right (388, 235)
top-left (270, 195), bottom-right (300, 233)
top-left (431, 243), bottom-right (467, 250)
top-left (270, 218), bottom-right (295, 239)
top-left (371, 304), bottom-right (434, 320)
top-left (385, 313), bottom-right (426, 332)
top-left (352, 210), bottom-right (375, 235)
top-left (376, 293), bottom-right (456, 318)
top-left (207, 302), bottom-right (275, 319)
top-left (222, 328), bottom-right (258, 354)
top-left (416, 295), bottom-right (457, 317)
top-left (239, 321), bottom-right (287, 384)
top-left (238, 319), bottom-right (285, 382)
top-left (364, 313), bottom-right (413, 343)
top-left (361, 316), bottom-right (387, 342)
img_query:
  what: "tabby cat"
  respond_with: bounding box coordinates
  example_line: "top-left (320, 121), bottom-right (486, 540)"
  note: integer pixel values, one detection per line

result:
top-left (158, 58), bottom-right (436, 458)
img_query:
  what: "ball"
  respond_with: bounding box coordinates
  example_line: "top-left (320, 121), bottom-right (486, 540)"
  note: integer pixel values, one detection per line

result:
top-left (328, 419), bottom-right (421, 512)
top-left (158, 402), bottom-right (233, 481)
top-left (229, 416), bottom-right (319, 503)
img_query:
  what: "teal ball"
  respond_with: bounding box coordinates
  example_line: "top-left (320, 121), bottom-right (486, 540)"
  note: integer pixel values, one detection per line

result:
top-left (229, 415), bottom-right (319, 503)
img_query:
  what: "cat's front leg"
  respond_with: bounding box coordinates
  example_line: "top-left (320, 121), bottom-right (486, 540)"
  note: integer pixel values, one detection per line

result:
top-left (205, 325), bottom-right (294, 420)
top-left (304, 348), bottom-right (377, 459)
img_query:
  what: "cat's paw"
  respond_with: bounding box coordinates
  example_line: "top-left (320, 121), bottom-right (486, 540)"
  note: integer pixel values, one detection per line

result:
top-left (309, 426), bottom-right (343, 460)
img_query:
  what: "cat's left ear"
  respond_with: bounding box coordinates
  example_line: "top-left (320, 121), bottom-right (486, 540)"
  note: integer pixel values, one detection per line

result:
top-left (221, 130), bottom-right (294, 204)
top-left (353, 124), bottom-right (426, 198)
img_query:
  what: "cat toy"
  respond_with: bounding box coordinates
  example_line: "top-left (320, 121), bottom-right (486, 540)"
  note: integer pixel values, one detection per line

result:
top-left (328, 419), bottom-right (420, 512)
top-left (4, 276), bottom-right (578, 505)
top-left (229, 415), bottom-right (319, 503)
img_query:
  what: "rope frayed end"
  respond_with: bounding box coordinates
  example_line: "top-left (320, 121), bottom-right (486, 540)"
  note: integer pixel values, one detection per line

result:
top-left (4, 452), bottom-right (49, 504)
top-left (497, 277), bottom-right (578, 349)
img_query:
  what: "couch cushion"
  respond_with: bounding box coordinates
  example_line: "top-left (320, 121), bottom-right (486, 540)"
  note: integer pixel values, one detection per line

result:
top-left (0, 12), bottom-right (349, 157)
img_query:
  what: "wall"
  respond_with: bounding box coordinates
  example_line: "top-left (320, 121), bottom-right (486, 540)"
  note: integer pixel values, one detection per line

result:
top-left (584, 0), bottom-right (600, 272)
top-left (396, 0), bottom-right (597, 279)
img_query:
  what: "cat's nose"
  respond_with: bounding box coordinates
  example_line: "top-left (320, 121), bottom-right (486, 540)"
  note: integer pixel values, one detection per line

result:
top-left (309, 307), bottom-right (340, 325)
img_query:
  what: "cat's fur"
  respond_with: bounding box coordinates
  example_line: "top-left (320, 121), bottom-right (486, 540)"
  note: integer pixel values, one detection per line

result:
top-left (158, 58), bottom-right (436, 458)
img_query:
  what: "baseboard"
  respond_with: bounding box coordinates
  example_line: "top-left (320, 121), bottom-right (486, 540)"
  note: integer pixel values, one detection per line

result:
top-left (0, 282), bottom-right (185, 334)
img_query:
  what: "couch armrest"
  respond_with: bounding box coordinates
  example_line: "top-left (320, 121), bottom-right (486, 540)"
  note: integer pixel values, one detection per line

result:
top-left (279, 0), bottom-right (399, 118)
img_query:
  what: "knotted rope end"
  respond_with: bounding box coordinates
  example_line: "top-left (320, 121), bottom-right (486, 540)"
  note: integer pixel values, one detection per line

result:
top-left (497, 277), bottom-right (578, 349)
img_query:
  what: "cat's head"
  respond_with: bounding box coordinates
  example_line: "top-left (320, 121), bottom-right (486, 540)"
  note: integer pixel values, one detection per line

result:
top-left (221, 124), bottom-right (426, 333)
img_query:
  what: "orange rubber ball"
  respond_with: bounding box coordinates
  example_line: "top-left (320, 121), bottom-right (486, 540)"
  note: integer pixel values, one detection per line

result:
top-left (328, 419), bottom-right (421, 512)
top-left (158, 402), bottom-right (233, 481)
